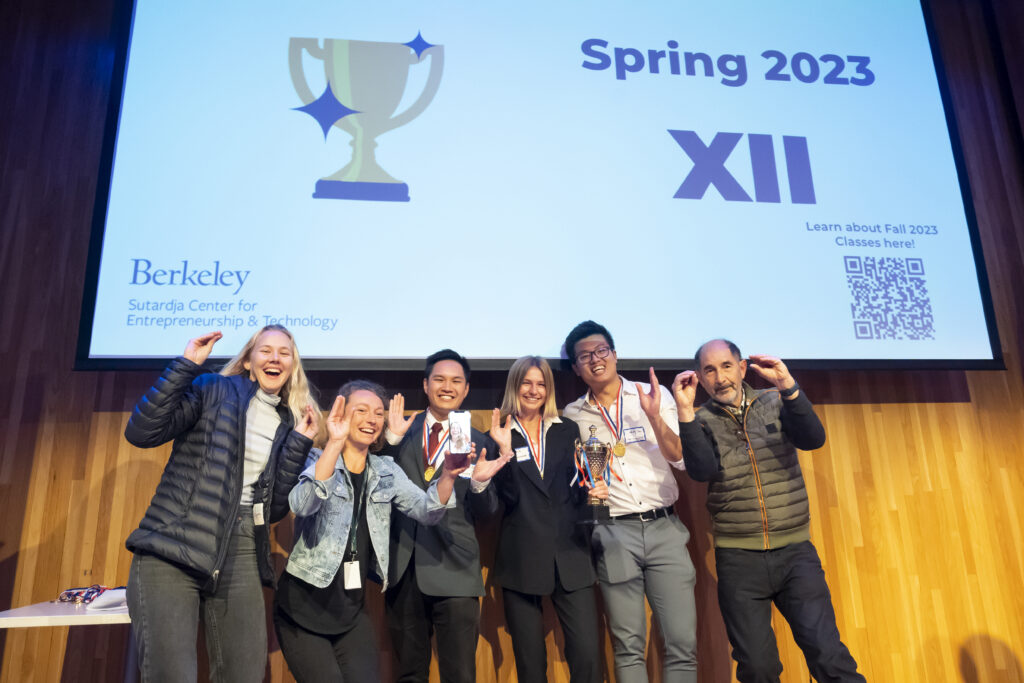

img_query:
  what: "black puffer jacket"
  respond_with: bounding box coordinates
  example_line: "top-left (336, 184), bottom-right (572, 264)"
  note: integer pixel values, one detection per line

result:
top-left (124, 356), bottom-right (312, 591)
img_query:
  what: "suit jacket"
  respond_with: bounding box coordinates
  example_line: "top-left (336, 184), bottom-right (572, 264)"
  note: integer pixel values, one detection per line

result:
top-left (384, 412), bottom-right (498, 597)
top-left (492, 416), bottom-right (596, 595)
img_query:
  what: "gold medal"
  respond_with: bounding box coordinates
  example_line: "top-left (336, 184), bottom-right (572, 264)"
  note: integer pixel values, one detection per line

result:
top-left (613, 441), bottom-right (626, 457)
top-left (424, 465), bottom-right (436, 481)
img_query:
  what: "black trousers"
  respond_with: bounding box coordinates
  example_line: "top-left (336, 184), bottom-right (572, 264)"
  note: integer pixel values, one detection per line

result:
top-left (502, 581), bottom-right (602, 683)
top-left (384, 565), bottom-right (480, 683)
top-left (715, 541), bottom-right (865, 683)
top-left (274, 607), bottom-right (379, 683)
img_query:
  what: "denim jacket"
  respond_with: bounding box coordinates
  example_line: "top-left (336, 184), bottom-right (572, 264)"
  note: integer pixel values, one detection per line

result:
top-left (285, 449), bottom-right (455, 590)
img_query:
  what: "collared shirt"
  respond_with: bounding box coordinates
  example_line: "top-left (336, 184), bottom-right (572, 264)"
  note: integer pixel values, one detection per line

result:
top-left (385, 411), bottom-right (489, 491)
top-left (510, 416), bottom-right (562, 477)
top-left (563, 377), bottom-right (683, 516)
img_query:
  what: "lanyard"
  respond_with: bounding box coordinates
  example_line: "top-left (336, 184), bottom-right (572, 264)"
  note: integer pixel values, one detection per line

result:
top-left (512, 416), bottom-right (545, 476)
top-left (345, 470), bottom-right (369, 561)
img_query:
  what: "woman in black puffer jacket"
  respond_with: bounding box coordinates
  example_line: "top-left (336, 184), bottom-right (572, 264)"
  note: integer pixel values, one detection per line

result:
top-left (124, 326), bottom-right (321, 683)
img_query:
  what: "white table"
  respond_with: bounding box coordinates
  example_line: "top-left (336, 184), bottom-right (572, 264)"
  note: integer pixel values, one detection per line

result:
top-left (0, 600), bottom-right (130, 626)
top-left (0, 601), bottom-right (136, 682)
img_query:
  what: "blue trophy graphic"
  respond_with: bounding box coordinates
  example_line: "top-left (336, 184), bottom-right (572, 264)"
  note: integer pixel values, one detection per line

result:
top-left (289, 34), bottom-right (444, 202)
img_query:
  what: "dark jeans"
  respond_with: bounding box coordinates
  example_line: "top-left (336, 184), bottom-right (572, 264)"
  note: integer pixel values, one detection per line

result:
top-left (385, 566), bottom-right (479, 683)
top-left (274, 606), bottom-right (379, 683)
top-left (502, 582), bottom-right (601, 683)
top-left (126, 510), bottom-right (265, 683)
top-left (715, 541), bottom-right (865, 683)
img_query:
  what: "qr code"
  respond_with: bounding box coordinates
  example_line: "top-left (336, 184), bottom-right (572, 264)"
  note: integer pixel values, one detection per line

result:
top-left (844, 256), bottom-right (934, 340)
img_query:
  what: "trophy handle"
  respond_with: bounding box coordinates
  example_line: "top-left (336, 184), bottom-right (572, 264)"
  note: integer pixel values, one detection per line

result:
top-left (289, 37), bottom-right (328, 105)
top-left (382, 45), bottom-right (445, 133)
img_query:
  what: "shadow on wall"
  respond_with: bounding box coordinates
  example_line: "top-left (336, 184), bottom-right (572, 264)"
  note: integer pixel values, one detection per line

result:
top-left (960, 635), bottom-right (1024, 683)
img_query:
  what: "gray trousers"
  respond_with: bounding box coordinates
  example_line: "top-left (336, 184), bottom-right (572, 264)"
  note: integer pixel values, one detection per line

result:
top-left (591, 513), bottom-right (698, 683)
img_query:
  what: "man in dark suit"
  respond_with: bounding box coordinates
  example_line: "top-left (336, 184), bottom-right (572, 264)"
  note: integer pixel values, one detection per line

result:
top-left (382, 349), bottom-right (504, 683)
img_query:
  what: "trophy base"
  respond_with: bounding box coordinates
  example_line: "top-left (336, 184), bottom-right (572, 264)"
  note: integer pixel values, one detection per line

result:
top-left (578, 505), bottom-right (612, 526)
top-left (314, 180), bottom-right (410, 202)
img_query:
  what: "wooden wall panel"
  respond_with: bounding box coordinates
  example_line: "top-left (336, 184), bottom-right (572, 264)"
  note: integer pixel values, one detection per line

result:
top-left (2, 0), bottom-right (1024, 681)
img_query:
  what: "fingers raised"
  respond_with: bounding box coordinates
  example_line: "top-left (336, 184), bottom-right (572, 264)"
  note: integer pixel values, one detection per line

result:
top-left (196, 331), bottom-right (223, 346)
top-left (672, 370), bottom-right (697, 393)
top-left (648, 366), bottom-right (660, 392)
top-left (184, 331), bottom-right (223, 364)
top-left (329, 395), bottom-right (347, 419)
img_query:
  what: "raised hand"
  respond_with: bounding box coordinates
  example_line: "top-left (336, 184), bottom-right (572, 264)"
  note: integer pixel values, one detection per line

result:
top-left (489, 408), bottom-right (514, 455)
top-left (325, 395), bottom-right (351, 445)
top-left (672, 371), bottom-right (699, 409)
top-left (388, 393), bottom-right (416, 438)
top-left (636, 367), bottom-right (663, 419)
top-left (295, 403), bottom-right (320, 440)
top-left (470, 444), bottom-right (514, 483)
top-left (747, 355), bottom-right (795, 390)
top-left (183, 331), bottom-right (223, 365)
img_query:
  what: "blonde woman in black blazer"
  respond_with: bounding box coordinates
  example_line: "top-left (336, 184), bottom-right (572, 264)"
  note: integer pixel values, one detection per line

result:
top-left (489, 356), bottom-right (606, 683)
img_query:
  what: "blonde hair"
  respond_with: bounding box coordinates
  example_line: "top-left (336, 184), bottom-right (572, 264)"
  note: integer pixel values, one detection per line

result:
top-left (220, 325), bottom-right (322, 433)
top-left (499, 356), bottom-right (559, 421)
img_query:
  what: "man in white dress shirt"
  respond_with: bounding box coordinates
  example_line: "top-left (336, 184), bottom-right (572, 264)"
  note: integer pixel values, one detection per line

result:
top-left (562, 321), bottom-right (698, 683)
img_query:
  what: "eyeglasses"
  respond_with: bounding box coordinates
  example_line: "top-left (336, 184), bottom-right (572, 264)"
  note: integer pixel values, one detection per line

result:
top-left (575, 346), bottom-right (612, 364)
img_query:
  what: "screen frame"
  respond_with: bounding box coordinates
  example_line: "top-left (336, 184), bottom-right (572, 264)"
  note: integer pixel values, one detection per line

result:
top-left (74, 0), bottom-right (1005, 372)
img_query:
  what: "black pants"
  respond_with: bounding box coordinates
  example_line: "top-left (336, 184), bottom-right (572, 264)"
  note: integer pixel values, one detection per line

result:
top-left (715, 541), bottom-right (865, 683)
top-left (502, 582), bottom-right (602, 683)
top-left (384, 566), bottom-right (479, 683)
top-left (274, 606), bottom-right (379, 683)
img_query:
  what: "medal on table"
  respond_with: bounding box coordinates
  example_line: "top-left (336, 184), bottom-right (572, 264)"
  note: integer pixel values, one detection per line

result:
top-left (422, 420), bottom-right (450, 482)
top-left (594, 382), bottom-right (627, 458)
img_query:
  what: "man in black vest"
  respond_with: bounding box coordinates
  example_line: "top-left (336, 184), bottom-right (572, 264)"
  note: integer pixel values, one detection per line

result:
top-left (383, 349), bottom-right (503, 683)
top-left (674, 339), bottom-right (864, 683)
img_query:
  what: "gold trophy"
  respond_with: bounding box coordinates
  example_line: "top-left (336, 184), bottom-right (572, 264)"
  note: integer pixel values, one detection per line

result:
top-left (576, 425), bottom-right (612, 525)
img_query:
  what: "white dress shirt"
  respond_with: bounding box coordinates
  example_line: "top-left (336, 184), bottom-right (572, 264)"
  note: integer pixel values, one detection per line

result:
top-left (510, 416), bottom-right (562, 478)
top-left (563, 377), bottom-right (684, 516)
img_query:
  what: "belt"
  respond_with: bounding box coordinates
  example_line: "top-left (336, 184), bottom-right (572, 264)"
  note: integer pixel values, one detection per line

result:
top-left (613, 506), bottom-right (675, 522)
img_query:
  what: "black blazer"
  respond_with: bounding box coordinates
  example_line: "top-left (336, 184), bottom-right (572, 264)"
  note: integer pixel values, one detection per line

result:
top-left (492, 416), bottom-right (596, 595)
top-left (383, 412), bottom-right (498, 597)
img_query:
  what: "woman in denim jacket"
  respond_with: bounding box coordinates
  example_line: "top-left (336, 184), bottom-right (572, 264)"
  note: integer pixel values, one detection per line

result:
top-left (274, 380), bottom-right (512, 681)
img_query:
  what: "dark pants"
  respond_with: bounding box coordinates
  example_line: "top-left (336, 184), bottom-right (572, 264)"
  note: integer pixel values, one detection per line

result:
top-left (274, 607), bottom-right (379, 683)
top-left (715, 541), bottom-right (865, 683)
top-left (126, 512), bottom-right (265, 683)
top-left (502, 581), bottom-right (601, 683)
top-left (384, 566), bottom-right (479, 683)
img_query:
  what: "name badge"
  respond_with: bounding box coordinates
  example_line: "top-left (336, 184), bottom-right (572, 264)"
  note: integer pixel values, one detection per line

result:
top-left (252, 503), bottom-right (265, 526)
top-left (514, 446), bottom-right (531, 462)
top-left (623, 427), bottom-right (646, 444)
top-left (343, 561), bottom-right (361, 590)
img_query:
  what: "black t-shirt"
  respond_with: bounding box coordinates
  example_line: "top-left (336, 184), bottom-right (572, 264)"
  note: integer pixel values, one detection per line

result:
top-left (276, 469), bottom-right (377, 635)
